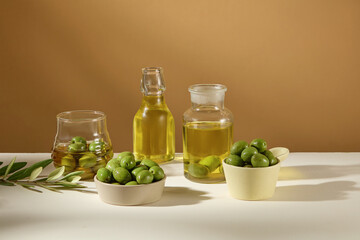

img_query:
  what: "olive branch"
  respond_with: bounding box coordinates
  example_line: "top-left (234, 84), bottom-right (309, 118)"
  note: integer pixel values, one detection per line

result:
top-left (0, 157), bottom-right (87, 193)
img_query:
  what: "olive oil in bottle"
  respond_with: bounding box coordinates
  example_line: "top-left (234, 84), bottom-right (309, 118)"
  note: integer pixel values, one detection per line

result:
top-left (133, 67), bottom-right (175, 163)
top-left (183, 121), bottom-right (233, 183)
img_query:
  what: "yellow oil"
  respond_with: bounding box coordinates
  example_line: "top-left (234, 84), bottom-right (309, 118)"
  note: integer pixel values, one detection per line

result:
top-left (133, 95), bottom-right (175, 163)
top-left (183, 121), bottom-right (233, 183)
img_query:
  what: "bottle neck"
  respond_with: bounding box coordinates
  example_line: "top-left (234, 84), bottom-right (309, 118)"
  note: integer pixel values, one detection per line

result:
top-left (141, 67), bottom-right (166, 96)
top-left (142, 95), bottom-right (165, 106)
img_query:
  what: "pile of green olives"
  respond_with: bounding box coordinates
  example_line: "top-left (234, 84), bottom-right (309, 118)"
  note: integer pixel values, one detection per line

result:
top-left (52, 136), bottom-right (114, 179)
top-left (67, 136), bottom-right (107, 154)
top-left (96, 151), bottom-right (165, 185)
top-left (225, 139), bottom-right (278, 168)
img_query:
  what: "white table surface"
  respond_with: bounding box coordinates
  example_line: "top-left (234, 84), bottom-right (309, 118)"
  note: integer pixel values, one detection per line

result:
top-left (0, 153), bottom-right (359, 240)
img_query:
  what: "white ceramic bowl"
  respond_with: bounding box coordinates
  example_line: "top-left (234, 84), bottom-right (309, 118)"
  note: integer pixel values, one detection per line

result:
top-left (94, 176), bottom-right (166, 206)
top-left (223, 147), bottom-right (289, 201)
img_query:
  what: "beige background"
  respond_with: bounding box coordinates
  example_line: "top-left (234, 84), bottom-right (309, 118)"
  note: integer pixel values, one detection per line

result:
top-left (0, 0), bottom-right (359, 153)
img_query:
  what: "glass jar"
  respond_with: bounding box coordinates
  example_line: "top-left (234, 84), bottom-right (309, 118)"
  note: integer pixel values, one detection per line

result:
top-left (183, 84), bottom-right (233, 183)
top-left (133, 67), bottom-right (175, 163)
top-left (51, 110), bottom-right (114, 180)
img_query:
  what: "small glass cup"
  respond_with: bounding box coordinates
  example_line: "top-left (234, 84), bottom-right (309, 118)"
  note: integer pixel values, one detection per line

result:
top-left (51, 110), bottom-right (114, 180)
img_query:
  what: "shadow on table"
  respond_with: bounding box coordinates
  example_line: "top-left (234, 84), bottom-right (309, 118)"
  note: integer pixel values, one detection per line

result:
top-left (147, 186), bottom-right (211, 207)
top-left (268, 180), bottom-right (359, 201)
top-left (278, 164), bottom-right (360, 180)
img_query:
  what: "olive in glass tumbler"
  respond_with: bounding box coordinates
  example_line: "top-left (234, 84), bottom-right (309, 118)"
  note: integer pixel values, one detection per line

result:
top-left (51, 110), bottom-right (114, 180)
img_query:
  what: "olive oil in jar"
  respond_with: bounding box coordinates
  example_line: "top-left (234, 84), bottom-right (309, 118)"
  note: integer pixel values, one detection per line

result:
top-left (133, 67), bottom-right (175, 163)
top-left (51, 142), bottom-right (113, 180)
top-left (183, 121), bottom-right (233, 183)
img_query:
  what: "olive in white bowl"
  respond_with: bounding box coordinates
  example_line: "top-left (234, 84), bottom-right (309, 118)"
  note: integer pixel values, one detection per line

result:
top-left (94, 153), bottom-right (166, 205)
top-left (224, 139), bottom-right (289, 200)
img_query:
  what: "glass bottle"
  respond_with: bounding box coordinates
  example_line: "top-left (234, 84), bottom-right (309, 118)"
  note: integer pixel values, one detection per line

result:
top-left (51, 110), bottom-right (114, 180)
top-left (133, 67), bottom-right (175, 163)
top-left (183, 84), bottom-right (233, 183)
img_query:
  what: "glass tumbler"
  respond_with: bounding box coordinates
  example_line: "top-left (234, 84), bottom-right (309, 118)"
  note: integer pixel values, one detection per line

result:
top-left (183, 84), bottom-right (233, 183)
top-left (51, 110), bottom-right (114, 180)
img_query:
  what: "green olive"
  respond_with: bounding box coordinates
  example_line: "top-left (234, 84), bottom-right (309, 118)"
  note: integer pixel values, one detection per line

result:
top-left (68, 142), bottom-right (87, 153)
top-left (136, 170), bottom-right (154, 184)
top-left (131, 165), bottom-right (148, 180)
top-left (188, 163), bottom-right (209, 178)
top-left (105, 158), bottom-right (121, 172)
top-left (61, 154), bottom-right (76, 172)
top-left (92, 159), bottom-right (107, 172)
top-left (225, 154), bottom-right (244, 167)
top-left (71, 136), bottom-right (87, 145)
top-left (140, 159), bottom-right (159, 168)
top-left (251, 153), bottom-right (270, 167)
top-left (250, 139), bottom-right (267, 153)
top-left (112, 167), bottom-right (132, 184)
top-left (117, 151), bottom-right (134, 160)
top-left (125, 181), bottom-right (138, 185)
top-left (199, 155), bottom-right (220, 172)
top-left (264, 150), bottom-right (279, 166)
top-left (89, 141), bottom-right (105, 153)
top-left (149, 166), bottom-right (165, 181)
top-left (241, 147), bottom-right (258, 164)
top-left (96, 167), bottom-right (112, 183)
top-left (79, 153), bottom-right (97, 168)
top-left (120, 155), bottom-right (136, 170)
top-left (230, 140), bottom-right (248, 156)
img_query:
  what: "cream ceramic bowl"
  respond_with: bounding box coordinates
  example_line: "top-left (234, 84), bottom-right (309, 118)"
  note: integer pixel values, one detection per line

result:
top-left (223, 147), bottom-right (289, 201)
top-left (94, 176), bottom-right (166, 206)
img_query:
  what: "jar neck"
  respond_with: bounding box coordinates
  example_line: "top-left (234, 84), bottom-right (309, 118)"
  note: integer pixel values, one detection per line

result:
top-left (191, 99), bottom-right (224, 110)
top-left (190, 93), bottom-right (225, 110)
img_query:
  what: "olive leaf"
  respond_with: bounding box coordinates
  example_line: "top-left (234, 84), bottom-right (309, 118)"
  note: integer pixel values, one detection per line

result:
top-left (67, 175), bottom-right (81, 183)
top-left (3, 157), bottom-right (16, 178)
top-left (0, 181), bottom-right (15, 186)
top-left (1, 158), bottom-right (87, 193)
top-left (47, 166), bottom-right (65, 181)
top-left (60, 171), bottom-right (84, 181)
top-left (18, 182), bottom-right (35, 188)
top-left (0, 161), bottom-right (27, 177)
top-left (37, 183), bottom-right (62, 193)
top-left (7, 159), bottom-right (52, 181)
top-left (0, 161), bottom-right (3, 166)
top-left (21, 185), bottom-right (42, 193)
top-left (53, 181), bottom-right (86, 188)
top-left (29, 167), bottom-right (43, 181)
